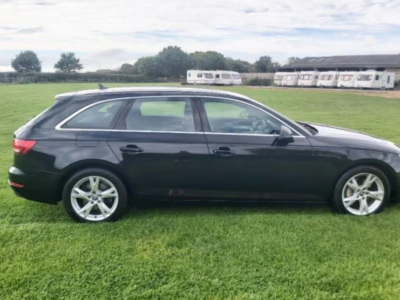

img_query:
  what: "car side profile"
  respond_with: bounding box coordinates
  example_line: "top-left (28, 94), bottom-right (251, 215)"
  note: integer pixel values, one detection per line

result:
top-left (9, 87), bottom-right (400, 222)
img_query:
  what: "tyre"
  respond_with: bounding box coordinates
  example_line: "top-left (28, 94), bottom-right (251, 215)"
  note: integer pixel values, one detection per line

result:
top-left (63, 168), bottom-right (128, 222)
top-left (331, 166), bottom-right (390, 216)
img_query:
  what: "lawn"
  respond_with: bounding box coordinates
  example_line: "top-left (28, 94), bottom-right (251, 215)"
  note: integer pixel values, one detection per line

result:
top-left (1, 83), bottom-right (400, 299)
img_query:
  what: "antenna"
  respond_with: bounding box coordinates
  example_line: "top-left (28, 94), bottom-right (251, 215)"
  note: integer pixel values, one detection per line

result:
top-left (98, 83), bottom-right (108, 90)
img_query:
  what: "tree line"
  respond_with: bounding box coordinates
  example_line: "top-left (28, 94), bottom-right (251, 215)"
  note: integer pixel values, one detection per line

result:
top-left (11, 50), bottom-right (83, 73)
top-left (119, 46), bottom-right (302, 78)
top-left (9, 47), bottom-right (302, 77)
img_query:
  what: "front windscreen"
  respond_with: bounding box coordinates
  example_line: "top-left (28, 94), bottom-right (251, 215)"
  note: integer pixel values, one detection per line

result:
top-left (340, 75), bottom-right (354, 81)
top-left (320, 75), bottom-right (333, 80)
top-left (285, 75), bottom-right (294, 80)
top-left (232, 74), bottom-right (241, 79)
top-left (357, 75), bottom-right (372, 81)
top-left (300, 75), bottom-right (312, 80)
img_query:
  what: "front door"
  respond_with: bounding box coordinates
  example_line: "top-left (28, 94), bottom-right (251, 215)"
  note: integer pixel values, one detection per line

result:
top-left (197, 97), bottom-right (321, 201)
top-left (107, 96), bottom-right (210, 198)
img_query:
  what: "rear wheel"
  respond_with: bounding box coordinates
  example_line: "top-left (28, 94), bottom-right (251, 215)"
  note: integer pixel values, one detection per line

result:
top-left (63, 168), bottom-right (127, 222)
top-left (332, 166), bottom-right (390, 216)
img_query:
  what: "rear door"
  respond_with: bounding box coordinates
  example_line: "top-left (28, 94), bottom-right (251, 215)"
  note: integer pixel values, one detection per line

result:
top-left (107, 96), bottom-right (210, 198)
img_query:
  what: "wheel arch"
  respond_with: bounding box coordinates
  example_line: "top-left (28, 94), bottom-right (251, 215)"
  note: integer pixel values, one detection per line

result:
top-left (57, 160), bottom-right (135, 202)
top-left (331, 159), bottom-right (399, 202)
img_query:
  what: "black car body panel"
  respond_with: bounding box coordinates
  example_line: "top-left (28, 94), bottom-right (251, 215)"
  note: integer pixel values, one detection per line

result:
top-left (9, 87), bottom-right (400, 205)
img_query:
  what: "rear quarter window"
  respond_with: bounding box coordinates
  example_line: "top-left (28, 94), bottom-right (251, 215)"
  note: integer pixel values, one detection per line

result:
top-left (62, 101), bottom-right (124, 129)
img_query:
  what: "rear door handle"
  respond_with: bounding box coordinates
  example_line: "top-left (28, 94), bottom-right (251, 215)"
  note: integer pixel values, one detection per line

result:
top-left (120, 145), bottom-right (144, 155)
top-left (213, 147), bottom-right (235, 157)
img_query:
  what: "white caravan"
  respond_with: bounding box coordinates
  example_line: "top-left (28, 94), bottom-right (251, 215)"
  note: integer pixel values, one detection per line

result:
top-left (298, 71), bottom-right (320, 87)
top-left (274, 72), bottom-right (288, 86)
top-left (354, 70), bottom-right (395, 89)
top-left (187, 70), bottom-right (215, 85)
top-left (229, 71), bottom-right (242, 85)
top-left (213, 71), bottom-right (233, 85)
top-left (317, 71), bottom-right (340, 88)
top-left (337, 72), bottom-right (359, 88)
top-left (281, 72), bottom-right (300, 86)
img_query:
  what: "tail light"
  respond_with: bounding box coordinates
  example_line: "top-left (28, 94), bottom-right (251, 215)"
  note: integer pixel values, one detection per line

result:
top-left (13, 139), bottom-right (37, 155)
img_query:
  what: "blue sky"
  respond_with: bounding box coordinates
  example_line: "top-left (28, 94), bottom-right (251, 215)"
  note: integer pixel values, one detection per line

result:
top-left (1, 0), bottom-right (400, 71)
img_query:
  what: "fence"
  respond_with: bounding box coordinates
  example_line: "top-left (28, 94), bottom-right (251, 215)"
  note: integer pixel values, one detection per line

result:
top-left (0, 72), bottom-right (152, 84)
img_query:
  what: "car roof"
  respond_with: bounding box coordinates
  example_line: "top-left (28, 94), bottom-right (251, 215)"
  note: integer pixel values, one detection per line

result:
top-left (55, 86), bottom-right (251, 101)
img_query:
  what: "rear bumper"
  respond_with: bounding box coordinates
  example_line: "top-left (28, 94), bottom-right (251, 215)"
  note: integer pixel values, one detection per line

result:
top-left (8, 166), bottom-right (62, 204)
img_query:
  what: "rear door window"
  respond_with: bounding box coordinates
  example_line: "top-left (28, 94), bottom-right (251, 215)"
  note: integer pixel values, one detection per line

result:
top-left (124, 98), bottom-right (195, 132)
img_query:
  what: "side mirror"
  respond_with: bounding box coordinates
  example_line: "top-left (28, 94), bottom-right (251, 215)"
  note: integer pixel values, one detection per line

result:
top-left (273, 125), bottom-right (294, 146)
top-left (278, 125), bottom-right (294, 142)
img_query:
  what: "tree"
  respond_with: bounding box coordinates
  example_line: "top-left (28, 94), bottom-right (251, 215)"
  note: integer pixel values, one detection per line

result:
top-left (54, 52), bottom-right (83, 73)
top-left (156, 46), bottom-right (190, 78)
top-left (287, 57), bottom-right (302, 65)
top-left (134, 56), bottom-right (159, 78)
top-left (253, 56), bottom-right (277, 72)
top-left (119, 63), bottom-right (135, 74)
top-left (11, 50), bottom-right (41, 73)
top-left (190, 51), bottom-right (227, 70)
top-left (226, 58), bottom-right (252, 73)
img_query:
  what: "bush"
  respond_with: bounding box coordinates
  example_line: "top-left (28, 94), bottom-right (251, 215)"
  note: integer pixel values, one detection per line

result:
top-left (245, 78), bottom-right (273, 86)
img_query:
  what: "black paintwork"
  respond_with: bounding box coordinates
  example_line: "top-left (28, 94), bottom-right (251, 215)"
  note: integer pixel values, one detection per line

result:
top-left (8, 88), bottom-right (400, 205)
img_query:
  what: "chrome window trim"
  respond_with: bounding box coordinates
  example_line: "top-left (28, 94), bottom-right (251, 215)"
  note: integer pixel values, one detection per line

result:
top-left (55, 95), bottom-right (305, 137)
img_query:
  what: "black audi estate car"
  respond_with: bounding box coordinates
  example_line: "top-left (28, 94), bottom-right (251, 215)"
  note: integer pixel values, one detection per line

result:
top-left (9, 86), bottom-right (400, 222)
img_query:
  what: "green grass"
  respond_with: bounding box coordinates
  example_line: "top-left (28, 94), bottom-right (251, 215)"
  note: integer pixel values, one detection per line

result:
top-left (1, 83), bottom-right (400, 299)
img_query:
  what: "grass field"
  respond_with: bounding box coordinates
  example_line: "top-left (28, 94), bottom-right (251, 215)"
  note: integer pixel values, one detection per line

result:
top-left (1, 83), bottom-right (400, 299)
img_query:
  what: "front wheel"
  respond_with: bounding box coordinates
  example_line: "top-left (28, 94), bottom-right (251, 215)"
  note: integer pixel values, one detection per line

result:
top-left (332, 166), bottom-right (390, 216)
top-left (63, 168), bottom-right (128, 222)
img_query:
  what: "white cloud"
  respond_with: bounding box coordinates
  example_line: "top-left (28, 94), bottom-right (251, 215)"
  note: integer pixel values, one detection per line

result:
top-left (1, 0), bottom-right (400, 71)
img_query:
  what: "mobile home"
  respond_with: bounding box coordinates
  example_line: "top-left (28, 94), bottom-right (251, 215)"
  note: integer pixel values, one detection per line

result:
top-left (281, 72), bottom-right (300, 86)
top-left (317, 71), bottom-right (340, 88)
top-left (274, 72), bottom-right (288, 86)
top-left (354, 70), bottom-right (395, 89)
top-left (186, 70), bottom-right (215, 85)
top-left (298, 71), bottom-right (320, 87)
top-left (337, 72), bottom-right (359, 88)
top-left (229, 71), bottom-right (242, 85)
top-left (213, 71), bottom-right (233, 85)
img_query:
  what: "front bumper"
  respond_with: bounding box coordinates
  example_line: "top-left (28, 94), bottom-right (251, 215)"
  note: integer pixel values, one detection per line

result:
top-left (8, 166), bottom-right (62, 204)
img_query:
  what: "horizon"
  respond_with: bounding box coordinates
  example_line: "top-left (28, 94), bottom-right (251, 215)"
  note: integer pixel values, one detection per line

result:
top-left (1, 0), bottom-right (400, 72)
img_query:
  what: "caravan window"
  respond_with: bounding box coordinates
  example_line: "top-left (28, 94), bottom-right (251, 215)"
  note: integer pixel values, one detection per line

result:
top-left (341, 75), bottom-right (354, 81)
top-left (300, 75), bottom-right (312, 80)
top-left (375, 75), bottom-right (380, 81)
top-left (314, 75), bottom-right (319, 80)
top-left (357, 75), bottom-right (372, 81)
top-left (232, 74), bottom-right (241, 79)
top-left (215, 74), bottom-right (220, 79)
top-left (222, 74), bottom-right (231, 79)
top-left (197, 73), bottom-right (203, 78)
top-left (335, 75), bottom-right (339, 80)
top-left (204, 73), bottom-right (214, 79)
top-left (320, 75), bottom-right (333, 80)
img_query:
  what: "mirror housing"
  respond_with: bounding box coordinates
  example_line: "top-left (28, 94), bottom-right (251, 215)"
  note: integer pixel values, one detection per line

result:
top-left (276, 125), bottom-right (294, 144)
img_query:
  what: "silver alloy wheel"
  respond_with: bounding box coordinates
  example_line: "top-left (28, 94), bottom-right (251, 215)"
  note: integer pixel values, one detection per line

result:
top-left (342, 173), bottom-right (385, 216)
top-left (71, 176), bottom-right (119, 221)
